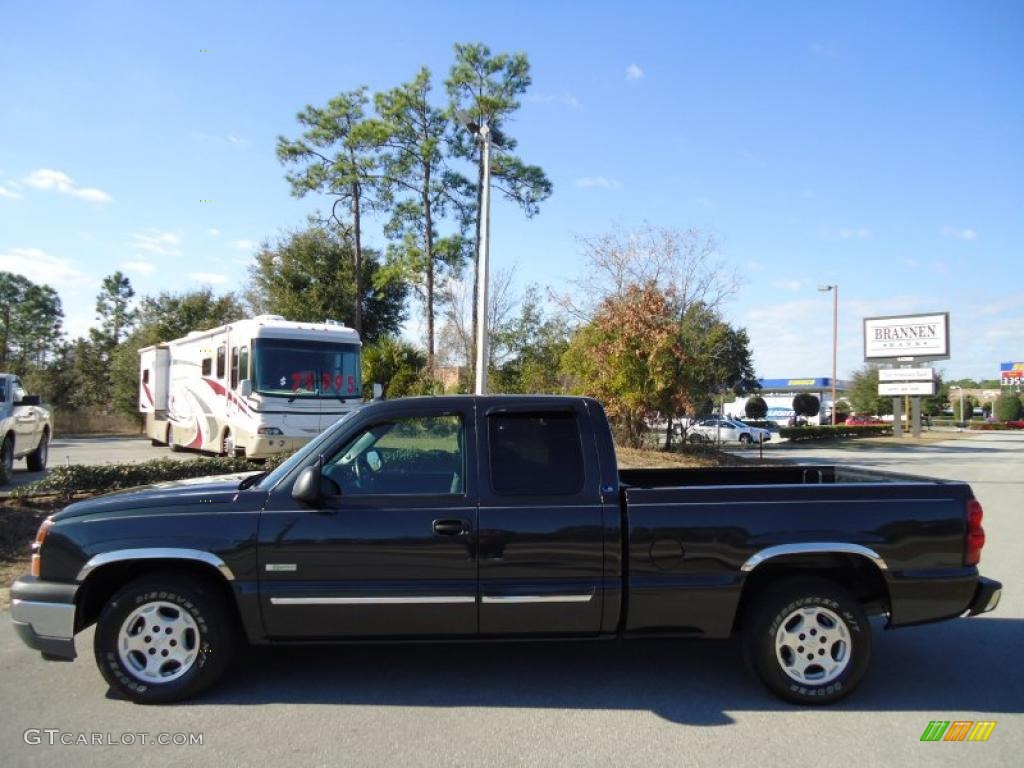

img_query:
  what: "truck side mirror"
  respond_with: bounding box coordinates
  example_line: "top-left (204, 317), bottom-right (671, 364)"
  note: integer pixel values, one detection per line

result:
top-left (372, 382), bottom-right (383, 401)
top-left (239, 379), bottom-right (253, 397)
top-left (291, 466), bottom-right (321, 504)
top-left (16, 395), bottom-right (41, 406)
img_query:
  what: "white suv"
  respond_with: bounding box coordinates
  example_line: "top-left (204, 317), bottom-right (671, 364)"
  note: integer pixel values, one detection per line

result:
top-left (687, 416), bottom-right (771, 446)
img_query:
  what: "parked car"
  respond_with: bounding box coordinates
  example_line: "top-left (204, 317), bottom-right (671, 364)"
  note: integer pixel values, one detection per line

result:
top-left (11, 395), bottom-right (1000, 705)
top-left (688, 415), bottom-right (772, 446)
top-left (845, 415), bottom-right (886, 426)
top-left (0, 372), bottom-right (52, 478)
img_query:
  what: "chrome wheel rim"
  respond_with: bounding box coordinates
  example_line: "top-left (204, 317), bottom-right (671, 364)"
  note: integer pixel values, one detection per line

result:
top-left (775, 605), bottom-right (851, 684)
top-left (117, 600), bottom-right (200, 684)
top-left (38, 436), bottom-right (48, 466)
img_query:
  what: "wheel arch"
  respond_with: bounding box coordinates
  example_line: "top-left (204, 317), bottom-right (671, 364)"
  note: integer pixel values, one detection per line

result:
top-left (733, 547), bottom-right (890, 632)
top-left (75, 551), bottom-right (238, 634)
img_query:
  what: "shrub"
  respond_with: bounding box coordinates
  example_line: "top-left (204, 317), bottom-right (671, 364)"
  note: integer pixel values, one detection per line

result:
top-left (12, 453), bottom-right (293, 501)
top-left (744, 396), bottom-right (768, 419)
top-left (779, 424), bottom-right (893, 441)
top-left (792, 393), bottom-right (821, 418)
top-left (994, 393), bottom-right (1023, 422)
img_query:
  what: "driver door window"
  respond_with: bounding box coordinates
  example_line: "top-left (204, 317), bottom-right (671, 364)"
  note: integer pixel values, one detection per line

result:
top-left (324, 414), bottom-right (464, 496)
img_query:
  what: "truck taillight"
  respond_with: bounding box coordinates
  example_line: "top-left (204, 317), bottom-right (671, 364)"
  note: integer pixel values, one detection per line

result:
top-left (965, 498), bottom-right (985, 567)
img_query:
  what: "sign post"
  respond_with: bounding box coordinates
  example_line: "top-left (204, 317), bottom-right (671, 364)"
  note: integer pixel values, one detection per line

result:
top-left (864, 312), bottom-right (950, 438)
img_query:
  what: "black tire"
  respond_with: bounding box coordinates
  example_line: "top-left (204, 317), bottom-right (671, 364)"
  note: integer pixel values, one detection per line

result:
top-left (26, 430), bottom-right (49, 471)
top-left (168, 425), bottom-right (182, 453)
top-left (739, 433), bottom-right (752, 446)
top-left (688, 433), bottom-right (705, 445)
top-left (1, 434), bottom-right (13, 479)
top-left (93, 573), bottom-right (234, 704)
top-left (742, 577), bottom-right (871, 705)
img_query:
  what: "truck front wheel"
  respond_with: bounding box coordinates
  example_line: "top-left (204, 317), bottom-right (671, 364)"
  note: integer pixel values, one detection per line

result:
top-left (743, 577), bottom-right (871, 705)
top-left (26, 430), bottom-right (49, 471)
top-left (93, 573), bottom-right (234, 704)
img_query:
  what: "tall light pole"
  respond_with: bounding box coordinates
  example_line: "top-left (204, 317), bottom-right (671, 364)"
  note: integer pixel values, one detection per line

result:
top-left (818, 284), bottom-right (839, 425)
top-left (457, 113), bottom-right (502, 395)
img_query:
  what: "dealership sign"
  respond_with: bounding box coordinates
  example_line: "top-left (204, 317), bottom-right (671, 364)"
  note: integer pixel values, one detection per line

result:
top-left (1000, 362), bottom-right (1023, 386)
top-left (878, 367), bottom-right (934, 382)
top-left (879, 381), bottom-right (937, 396)
top-left (864, 313), bottom-right (950, 361)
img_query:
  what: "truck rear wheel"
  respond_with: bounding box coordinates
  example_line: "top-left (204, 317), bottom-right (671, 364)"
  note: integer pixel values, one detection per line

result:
top-left (26, 430), bottom-right (49, 471)
top-left (93, 573), bottom-right (234, 704)
top-left (743, 577), bottom-right (871, 705)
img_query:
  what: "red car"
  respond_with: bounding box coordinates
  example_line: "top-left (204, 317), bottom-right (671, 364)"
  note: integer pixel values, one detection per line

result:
top-left (1006, 420), bottom-right (1024, 429)
top-left (846, 415), bottom-right (886, 426)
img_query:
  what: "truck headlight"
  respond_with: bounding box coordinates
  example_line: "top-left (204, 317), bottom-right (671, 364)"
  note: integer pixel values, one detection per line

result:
top-left (30, 517), bottom-right (53, 578)
top-left (257, 427), bottom-right (283, 436)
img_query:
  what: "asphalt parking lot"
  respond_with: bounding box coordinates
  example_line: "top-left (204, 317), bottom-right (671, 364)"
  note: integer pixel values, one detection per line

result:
top-left (0, 433), bottom-right (1020, 766)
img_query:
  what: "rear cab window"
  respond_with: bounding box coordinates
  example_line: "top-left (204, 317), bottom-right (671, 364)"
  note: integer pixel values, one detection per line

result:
top-left (487, 411), bottom-right (585, 496)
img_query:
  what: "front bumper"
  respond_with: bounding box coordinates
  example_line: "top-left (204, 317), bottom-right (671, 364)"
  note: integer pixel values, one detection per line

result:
top-left (245, 435), bottom-right (310, 458)
top-left (9, 576), bottom-right (78, 661)
top-left (965, 576), bottom-right (1002, 617)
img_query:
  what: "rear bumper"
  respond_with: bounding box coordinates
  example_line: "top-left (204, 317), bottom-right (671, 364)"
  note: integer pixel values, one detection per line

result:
top-left (9, 576), bottom-right (78, 661)
top-left (965, 576), bottom-right (1002, 617)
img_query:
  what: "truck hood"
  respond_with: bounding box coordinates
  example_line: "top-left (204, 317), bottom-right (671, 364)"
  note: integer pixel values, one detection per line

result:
top-left (52, 472), bottom-right (262, 521)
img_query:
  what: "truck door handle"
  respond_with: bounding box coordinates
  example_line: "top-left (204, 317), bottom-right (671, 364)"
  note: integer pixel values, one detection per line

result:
top-left (432, 519), bottom-right (468, 536)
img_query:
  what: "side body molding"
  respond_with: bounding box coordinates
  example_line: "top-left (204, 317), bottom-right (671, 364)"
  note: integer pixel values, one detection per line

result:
top-left (740, 542), bottom-right (889, 573)
top-left (76, 548), bottom-right (236, 582)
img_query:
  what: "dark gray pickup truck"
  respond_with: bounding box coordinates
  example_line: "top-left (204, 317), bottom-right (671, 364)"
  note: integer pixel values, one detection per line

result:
top-left (11, 395), bottom-right (1001, 704)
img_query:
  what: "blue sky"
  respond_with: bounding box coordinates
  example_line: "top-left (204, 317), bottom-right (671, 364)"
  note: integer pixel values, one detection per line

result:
top-left (1, 0), bottom-right (1020, 380)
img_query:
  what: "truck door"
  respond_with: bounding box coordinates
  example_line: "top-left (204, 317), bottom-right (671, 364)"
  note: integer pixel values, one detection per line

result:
top-left (258, 403), bottom-right (478, 638)
top-left (477, 404), bottom-right (605, 635)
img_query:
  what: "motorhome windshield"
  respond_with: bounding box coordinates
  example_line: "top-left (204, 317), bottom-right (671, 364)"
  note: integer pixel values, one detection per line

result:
top-left (252, 338), bottom-right (361, 399)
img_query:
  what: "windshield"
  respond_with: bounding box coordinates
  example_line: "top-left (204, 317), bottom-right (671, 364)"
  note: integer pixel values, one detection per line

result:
top-left (256, 410), bottom-right (359, 490)
top-left (253, 338), bottom-right (361, 399)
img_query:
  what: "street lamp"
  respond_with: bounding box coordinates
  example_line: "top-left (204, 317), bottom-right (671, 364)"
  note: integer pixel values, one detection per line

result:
top-left (456, 112), bottom-right (504, 395)
top-left (817, 284), bottom-right (839, 425)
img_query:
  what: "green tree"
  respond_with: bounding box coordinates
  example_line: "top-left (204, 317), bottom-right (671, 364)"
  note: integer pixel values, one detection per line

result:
top-left (247, 227), bottom-right (406, 343)
top-left (446, 42), bottom-right (552, 361)
top-left (848, 365), bottom-right (893, 416)
top-left (793, 393), bottom-right (821, 419)
top-left (745, 396), bottom-right (768, 419)
top-left (93, 271), bottom-right (137, 348)
top-left (489, 286), bottom-right (570, 395)
top-left (376, 69), bottom-right (469, 368)
top-left (361, 337), bottom-right (428, 399)
top-left (953, 395), bottom-right (975, 423)
top-left (0, 272), bottom-right (64, 371)
top-left (994, 393), bottom-right (1023, 422)
top-left (277, 88), bottom-right (386, 334)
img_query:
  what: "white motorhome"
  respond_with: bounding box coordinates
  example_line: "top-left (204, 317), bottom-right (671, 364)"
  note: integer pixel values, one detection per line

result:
top-left (139, 315), bottom-right (362, 458)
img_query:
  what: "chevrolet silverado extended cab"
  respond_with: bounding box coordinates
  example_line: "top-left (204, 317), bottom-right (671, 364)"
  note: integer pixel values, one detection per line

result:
top-left (11, 396), bottom-right (1001, 704)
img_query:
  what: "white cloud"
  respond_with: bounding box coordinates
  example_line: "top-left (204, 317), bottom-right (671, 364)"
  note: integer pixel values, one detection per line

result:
top-left (189, 272), bottom-right (228, 285)
top-left (625, 64), bottom-right (644, 81)
top-left (226, 134), bottom-right (249, 146)
top-left (0, 184), bottom-right (20, 200)
top-left (772, 280), bottom-right (803, 292)
top-left (575, 176), bottom-right (622, 190)
top-left (230, 239), bottom-right (257, 251)
top-left (22, 169), bottom-right (112, 203)
top-left (130, 230), bottom-right (181, 256)
top-left (208, 228), bottom-right (221, 236)
top-left (528, 91), bottom-right (583, 110)
top-left (838, 227), bottom-right (872, 240)
top-left (940, 226), bottom-right (978, 241)
top-left (0, 247), bottom-right (91, 286)
top-left (121, 259), bottom-right (156, 275)
top-left (810, 42), bottom-right (838, 58)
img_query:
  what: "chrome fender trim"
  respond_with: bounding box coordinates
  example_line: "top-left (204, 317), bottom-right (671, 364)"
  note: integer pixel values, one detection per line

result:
top-left (77, 548), bottom-right (235, 582)
top-left (740, 542), bottom-right (888, 573)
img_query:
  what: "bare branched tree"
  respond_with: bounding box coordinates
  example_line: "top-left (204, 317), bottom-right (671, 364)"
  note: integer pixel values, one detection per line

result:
top-left (554, 223), bottom-right (738, 321)
top-left (437, 265), bottom-right (517, 367)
